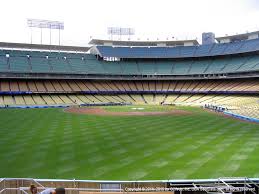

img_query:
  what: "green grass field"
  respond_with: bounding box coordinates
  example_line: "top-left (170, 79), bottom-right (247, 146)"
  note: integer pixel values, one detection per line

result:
top-left (0, 105), bottom-right (259, 180)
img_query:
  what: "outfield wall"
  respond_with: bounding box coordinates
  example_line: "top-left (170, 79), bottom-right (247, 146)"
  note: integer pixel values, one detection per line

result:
top-left (1, 91), bottom-right (259, 95)
top-left (0, 103), bottom-right (130, 109)
top-left (224, 111), bottom-right (259, 123)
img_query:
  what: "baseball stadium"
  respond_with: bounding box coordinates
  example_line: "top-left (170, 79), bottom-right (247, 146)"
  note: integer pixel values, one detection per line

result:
top-left (1, 1), bottom-right (259, 194)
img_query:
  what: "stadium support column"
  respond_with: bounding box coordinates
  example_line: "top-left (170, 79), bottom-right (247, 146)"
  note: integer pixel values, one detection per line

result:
top-left (41, 27), bottom-right (42, 44)
top-left (59, 28), bottom-right (61, 46)
top-left (50, 27), bottom-right (51, 46)
top-left (30, 27), bottom-right (33, 44)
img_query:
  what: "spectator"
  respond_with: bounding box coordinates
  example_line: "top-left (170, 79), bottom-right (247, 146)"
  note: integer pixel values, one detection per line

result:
top-left (40, 188), bottom-right (65, 194)
top-left (30, 185), bottom-right (38, 194)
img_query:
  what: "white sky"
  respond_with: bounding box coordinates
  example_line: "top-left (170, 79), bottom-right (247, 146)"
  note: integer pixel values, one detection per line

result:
top-left (0, 0), bottom-right (259, 46)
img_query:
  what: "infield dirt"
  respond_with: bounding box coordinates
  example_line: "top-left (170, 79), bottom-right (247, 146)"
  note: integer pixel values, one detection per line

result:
top-left (65, 107), bottom-right (192, 116)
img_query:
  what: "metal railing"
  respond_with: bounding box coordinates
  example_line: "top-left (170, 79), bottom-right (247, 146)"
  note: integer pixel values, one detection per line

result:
top-left (1, 177), bottom-right (259, 194)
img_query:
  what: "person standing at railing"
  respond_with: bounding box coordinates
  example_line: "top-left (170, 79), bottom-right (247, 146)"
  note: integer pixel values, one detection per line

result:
top-left (30, 185), bottom-right (65, 194)
top-left (30, 185), bottom-right (38, 194)
top-left (40, 187), bottom-right (65, 194)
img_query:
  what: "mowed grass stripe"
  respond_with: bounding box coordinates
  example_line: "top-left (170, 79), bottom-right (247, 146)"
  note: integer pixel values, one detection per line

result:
top-left (0, 106), bottom-right (258, 180)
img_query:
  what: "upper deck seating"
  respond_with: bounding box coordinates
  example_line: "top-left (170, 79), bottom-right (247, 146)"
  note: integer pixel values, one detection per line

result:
top-left (0, 49), bottom-right (258, 76)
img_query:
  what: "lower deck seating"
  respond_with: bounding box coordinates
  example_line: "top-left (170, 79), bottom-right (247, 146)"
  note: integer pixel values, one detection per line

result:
top-left (0, 86), bottom-right (258, 119)
top-left (0, 79), bottom-right (259, 93)
top-left (130, 94), bottom-right (146, 104)
top-left (143, 94), bottom-right (155, 104)
top-left (164, 94), bottom-right (259, 119)
top-left (2, 94), bottom-right (259, 119)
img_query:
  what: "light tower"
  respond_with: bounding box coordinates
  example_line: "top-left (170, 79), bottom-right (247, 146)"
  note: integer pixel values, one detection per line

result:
top-left (27, 19), bottom-right (64, 46)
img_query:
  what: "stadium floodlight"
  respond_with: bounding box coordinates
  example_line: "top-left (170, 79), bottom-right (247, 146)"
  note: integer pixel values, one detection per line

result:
top-left (27, 19), bottom-right (64, 30)
top-left (27, 18), bottom-right (64, 45)
top-left (107, 27), bottom-right (135, 39)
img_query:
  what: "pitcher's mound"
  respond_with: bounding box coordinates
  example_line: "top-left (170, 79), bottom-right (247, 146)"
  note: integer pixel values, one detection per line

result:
top-left (65, 107), bottom-right (192, 116)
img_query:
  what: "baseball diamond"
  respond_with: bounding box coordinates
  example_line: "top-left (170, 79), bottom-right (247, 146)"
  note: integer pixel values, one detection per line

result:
top-left (1, 2), bottom-right (259, 193)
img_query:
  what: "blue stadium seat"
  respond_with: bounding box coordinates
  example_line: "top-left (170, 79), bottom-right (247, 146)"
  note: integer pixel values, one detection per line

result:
top-left (195, 44), bottom-right (213, 57)
top-left (172, 61), bottom-right (191, 75)
top-left (138, 62), bottom-right (156, 74)
top-left (156, 62), bottom-right (173, 75)
top-left (209, 43), bottom-right (228, 56)
top-left (121, 62), bottom-right (140, 75)
top-left (221, 57), bottom-right (247, 73)
top-left (223, 41), bottom-right (244, 55)
top-left (204, 58), bottom-right (229, 74)
top-left (102, 61), bottom-right (122, 75)
top-left (30, 57), bottom-right (50, 73)
top-left (239, 38), bottom-right (259, 53)
top-left (0, 54), bottom-right (8, 71)
top-left (237, 55), bottom-right (259, 72)
top-left (9, 56), bottom-right (30, 72)
top-left (68, 58), bottom-right (88, 73)
top-left (189, 60), bottom-right (211, 74)
top-left (179, 46), bottom-right (196, 57)
top-left (0, 46), bottom-right (259, 76)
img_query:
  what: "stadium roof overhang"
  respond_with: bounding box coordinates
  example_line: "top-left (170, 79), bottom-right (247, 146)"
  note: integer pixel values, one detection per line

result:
top-left (0, 42), bottom-right (90, 53)
top-left (216, 31), bottom-right (259, 43)
top-left (89, 39), bottom-right (199, 47)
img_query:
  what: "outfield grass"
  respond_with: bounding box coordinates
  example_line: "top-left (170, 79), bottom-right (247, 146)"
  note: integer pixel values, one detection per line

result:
top-left (0, 106), bottom-right (259, 180)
